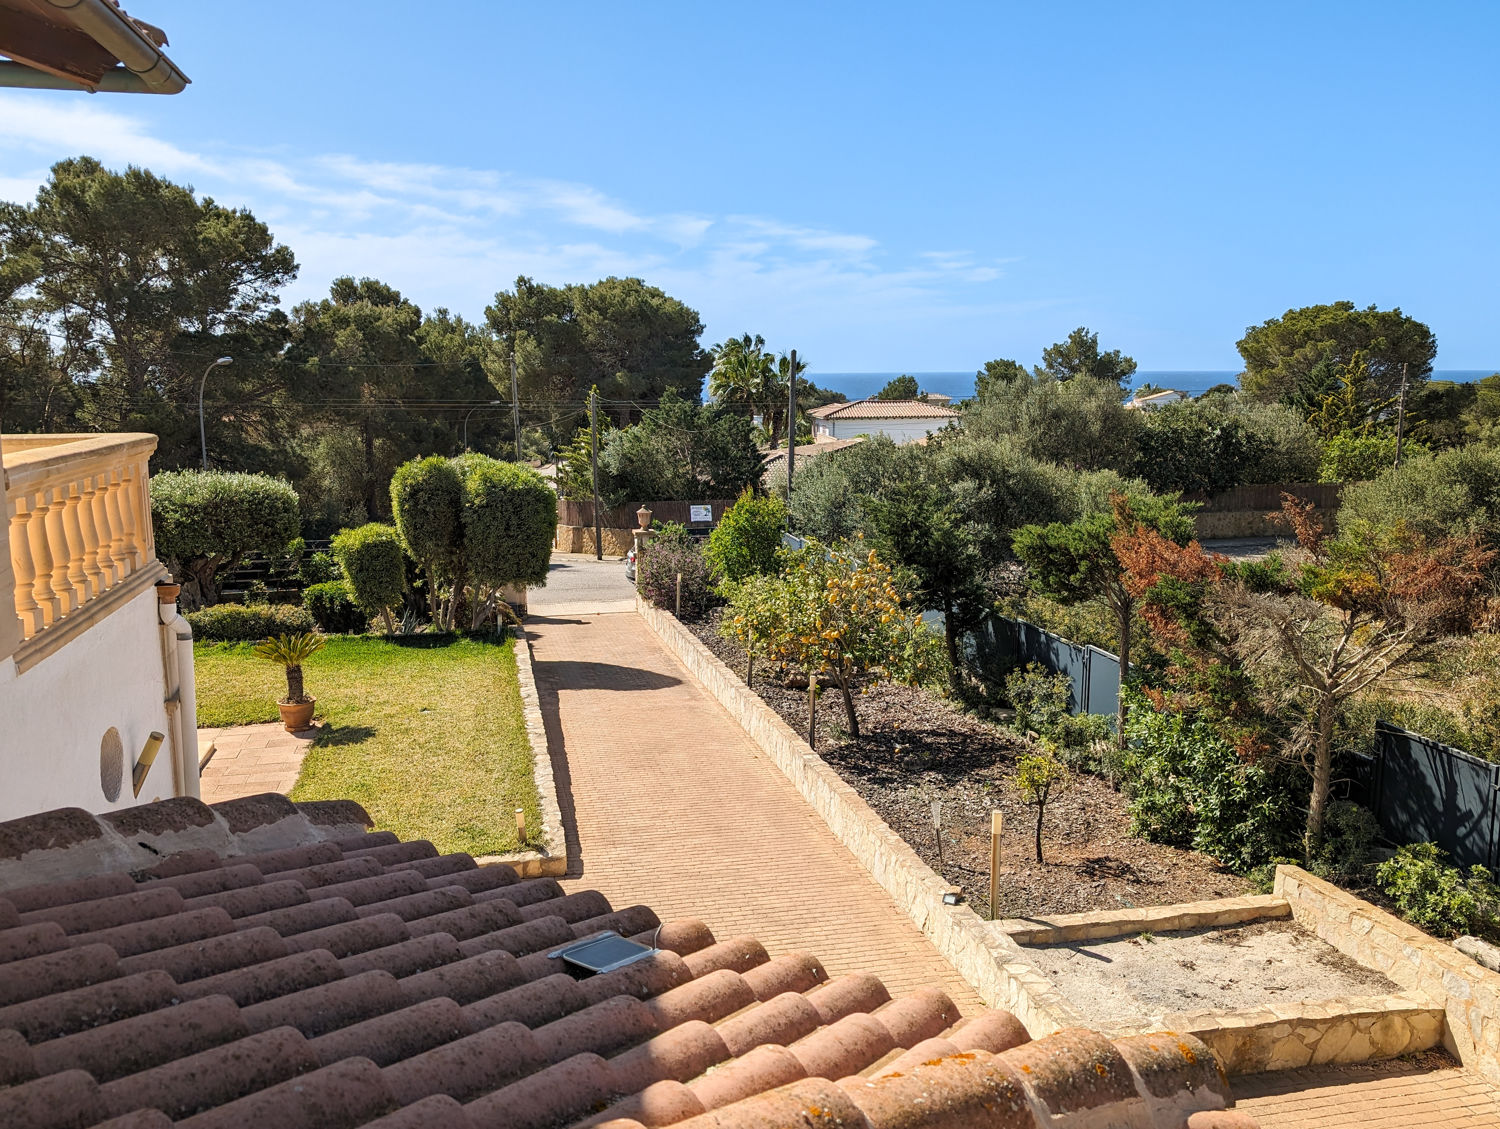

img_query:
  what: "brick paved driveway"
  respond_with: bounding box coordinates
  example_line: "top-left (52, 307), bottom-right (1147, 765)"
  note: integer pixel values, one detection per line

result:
top-left (1233, 1054), bottom-right (1500, 1128)
top-left (528, 611), bottom-right (984, 1011)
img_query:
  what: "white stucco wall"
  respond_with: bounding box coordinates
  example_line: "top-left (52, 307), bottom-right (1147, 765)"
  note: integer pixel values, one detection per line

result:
top-left (0, 587), bottom-right (175, 819)
top-left (816, 417), bottom-right (954, 443)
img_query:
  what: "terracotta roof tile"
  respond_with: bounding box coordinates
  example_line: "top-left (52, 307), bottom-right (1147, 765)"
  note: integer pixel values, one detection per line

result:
top-left (0, 794), bottom-right (1260, 1128)
top-left (806, 397), bottom-right (960, 420)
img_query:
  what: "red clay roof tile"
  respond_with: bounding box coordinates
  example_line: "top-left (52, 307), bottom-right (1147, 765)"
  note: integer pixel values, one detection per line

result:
top-left (0, 795), bottom-right (1258, 1129)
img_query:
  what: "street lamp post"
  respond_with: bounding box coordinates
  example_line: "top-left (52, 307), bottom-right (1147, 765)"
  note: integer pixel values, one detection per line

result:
top-left (462, 400), bottom-right (502, 450)
top-left (198, 356), bottom-right (233, 469)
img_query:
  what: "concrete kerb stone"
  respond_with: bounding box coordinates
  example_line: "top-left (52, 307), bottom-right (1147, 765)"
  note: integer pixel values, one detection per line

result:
top-left (635, 595), bottom-right (1079, 1038)
top-left (473, 626), bottom-right (565, 879)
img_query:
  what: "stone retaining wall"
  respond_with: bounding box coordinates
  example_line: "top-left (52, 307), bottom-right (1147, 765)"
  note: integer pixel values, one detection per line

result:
top-left (998, 894), bottom-right (1290, 946)
top-left (1276, 864), bottom-right (1500, 1084)
top-left (476, 629), bottom-right (566, 878)
top-left (636, 595), bottom-right (1080, 1038)
top-left (1152, 993), bottom-right (1443, 1076)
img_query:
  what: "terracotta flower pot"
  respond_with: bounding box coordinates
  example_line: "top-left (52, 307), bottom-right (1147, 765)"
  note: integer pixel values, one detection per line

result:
top-left (278, 698), bottom-right (315, 732)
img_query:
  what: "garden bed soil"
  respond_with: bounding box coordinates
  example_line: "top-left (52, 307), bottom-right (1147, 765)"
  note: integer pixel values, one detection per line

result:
top-left (689, 609), bottom-right (1251, 919)
top-left (1022, 919), bottom-right (1398, 1032)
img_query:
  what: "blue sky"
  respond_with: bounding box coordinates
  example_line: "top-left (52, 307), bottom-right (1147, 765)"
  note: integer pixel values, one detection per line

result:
top-left (1, 1), bottom-right (1496, 372)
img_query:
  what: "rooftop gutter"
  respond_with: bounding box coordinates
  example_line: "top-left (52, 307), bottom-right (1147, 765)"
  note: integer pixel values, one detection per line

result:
top-left (0, 0), bottom-right (189, 93)
top-left (0, 59), bottom-right (164, 92)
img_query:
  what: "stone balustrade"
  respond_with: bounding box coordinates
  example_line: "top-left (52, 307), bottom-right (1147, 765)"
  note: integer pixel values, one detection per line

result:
top-left (3, 434), bottom-right (161, 660)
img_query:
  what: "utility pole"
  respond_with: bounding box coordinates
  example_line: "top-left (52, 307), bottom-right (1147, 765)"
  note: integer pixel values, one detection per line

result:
top-left (589, 385), bottom-right (603, 560)
top-left (510, 351), bottom-right (522, 462)
top-left (1393, 362), bottom-right (1410, 469)
top-left (785, 348), bottom-right (797, 504)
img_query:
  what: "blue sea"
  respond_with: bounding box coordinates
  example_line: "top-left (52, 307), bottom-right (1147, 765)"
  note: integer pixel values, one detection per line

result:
top-left (808, 369), bottom-right (1500, 402)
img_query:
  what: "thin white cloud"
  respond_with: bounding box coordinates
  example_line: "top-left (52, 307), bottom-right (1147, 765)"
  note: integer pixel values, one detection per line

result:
top-left (0, 91), bottom-right (1017, 364)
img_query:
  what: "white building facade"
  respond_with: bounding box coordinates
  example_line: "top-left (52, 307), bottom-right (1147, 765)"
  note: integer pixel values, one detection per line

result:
top-left (806, 399), bottom-right (960, 444)
top-left (1, 433), bottom-right (199, 820)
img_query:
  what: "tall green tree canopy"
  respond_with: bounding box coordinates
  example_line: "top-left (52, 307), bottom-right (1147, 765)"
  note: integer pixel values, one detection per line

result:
top-left (964, 370), bottom-right (1142, 472)
top-left (484, 276), bottom-right (709, 435)
top-left (1038, 327), bottom-right (1137, 389)
top-left (0, 157), bottom-right (297, 449)
top-left (875, 374), bottom-right (920, 400)
top-left (291, 277), bottom-right (430, 520)
top-left (602, 389), bottom-right (761, 501)
top-left (1236, 301), bottom-right (1436, 408)
top-left (975, 358), bottom-right (1029, 399)
top-left (709, 333), bottom-right (791, 445)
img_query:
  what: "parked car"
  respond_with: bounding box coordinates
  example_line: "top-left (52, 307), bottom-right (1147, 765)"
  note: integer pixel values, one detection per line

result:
top-left (625, 545), bottom-right (637, 582)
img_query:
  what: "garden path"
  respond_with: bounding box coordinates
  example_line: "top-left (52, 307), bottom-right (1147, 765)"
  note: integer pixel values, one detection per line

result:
top-left (526, 609), bottom-right (985, 1010)
top-left (197, 723), bottom-right (315, 804)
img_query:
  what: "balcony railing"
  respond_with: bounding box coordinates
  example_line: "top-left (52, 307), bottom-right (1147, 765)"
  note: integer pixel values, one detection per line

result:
top-left (3, 434), bottom-right (161, 657)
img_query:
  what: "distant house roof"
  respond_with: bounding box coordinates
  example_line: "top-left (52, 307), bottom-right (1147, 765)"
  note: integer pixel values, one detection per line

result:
top-left (806, 398), bottom-right (960, 421)
top-left (761, 436), bottom-right (865, 471)
top-left (0, 793), bottom-right (1249, 1128)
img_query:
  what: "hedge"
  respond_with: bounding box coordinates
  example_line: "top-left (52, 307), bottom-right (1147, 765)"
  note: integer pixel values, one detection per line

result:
top-left (187, 602), bottom-right (316, 642)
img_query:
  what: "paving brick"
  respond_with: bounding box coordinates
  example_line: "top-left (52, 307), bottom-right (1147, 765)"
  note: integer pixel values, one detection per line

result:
top-left (1233, 1055), bottom-right (1500, 1128)
top-left (529, 613), bottom-right (984, 1011)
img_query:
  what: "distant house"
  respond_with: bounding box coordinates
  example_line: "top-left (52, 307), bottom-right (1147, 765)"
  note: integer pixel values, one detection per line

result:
top-left (806, 398), bottom-right (960, 444)
top-left (1125, 389), bottom-right (1188, 412)
top-left (760, 436), bottom-right (864, 482)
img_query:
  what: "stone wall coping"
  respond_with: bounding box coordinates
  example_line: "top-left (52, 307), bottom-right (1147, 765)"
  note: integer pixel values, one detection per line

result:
top-left (473, 626), bottom-right (565, 878)
top-left (998, 894), bottom-right (1290, 945)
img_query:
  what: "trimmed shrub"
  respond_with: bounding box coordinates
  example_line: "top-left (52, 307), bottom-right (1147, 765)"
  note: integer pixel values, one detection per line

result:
top-left (459, 456), bottom-right (558, 590)
top-left (331, 523), bottom-right (406, 632)
top-left (705, 488), bottom-right (786, 588)
top-left (390, 455), bottom-right (464, 623)
top-left (152, 470), bottom-right (300, 609)
top-left (637, 524), bottom-right (712, 619)
top-left (303, 580), bottom-right (366, 634)
top-left (187, 602), bottom-right (315, 642)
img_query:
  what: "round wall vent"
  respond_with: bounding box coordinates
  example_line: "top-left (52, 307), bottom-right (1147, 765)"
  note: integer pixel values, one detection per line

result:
top-left (100, 727), bottom-right (124, 802)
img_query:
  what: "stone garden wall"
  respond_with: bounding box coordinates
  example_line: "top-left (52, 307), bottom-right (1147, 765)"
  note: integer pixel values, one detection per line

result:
top-left (1276, 864), bottom-right (1500, 1084)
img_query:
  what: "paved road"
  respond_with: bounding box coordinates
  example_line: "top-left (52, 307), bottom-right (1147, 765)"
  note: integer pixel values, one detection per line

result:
top-left (527, 551), bottom-right (637, 616)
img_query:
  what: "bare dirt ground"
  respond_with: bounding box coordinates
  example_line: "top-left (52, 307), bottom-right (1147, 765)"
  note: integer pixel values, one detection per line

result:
top-left (689, 609), bottom-right (1250, 919)
top-left (1023, 919), bottom-right (1397, 1032)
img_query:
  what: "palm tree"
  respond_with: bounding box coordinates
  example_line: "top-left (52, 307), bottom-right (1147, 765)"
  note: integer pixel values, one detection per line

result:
top-left (710, 333), bottom-right (783, 445)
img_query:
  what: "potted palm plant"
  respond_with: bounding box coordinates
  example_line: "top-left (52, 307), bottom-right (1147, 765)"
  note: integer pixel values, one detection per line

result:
top-left (254, 632), bottom-right (326, 731)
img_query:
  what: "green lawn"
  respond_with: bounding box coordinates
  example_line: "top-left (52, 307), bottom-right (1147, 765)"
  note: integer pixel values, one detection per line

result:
top-left (194, 635), bottom-right (540, 856)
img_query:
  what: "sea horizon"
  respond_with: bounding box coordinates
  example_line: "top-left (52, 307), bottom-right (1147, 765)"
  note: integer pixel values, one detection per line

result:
top-left (806, 369), bottom-right (1500, 403)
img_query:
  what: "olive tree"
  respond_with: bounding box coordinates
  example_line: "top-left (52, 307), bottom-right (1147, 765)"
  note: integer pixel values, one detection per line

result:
top-left (330, 523), bottom-right (405, 633)
top-left (151, 470), bottom-right (300, 609)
